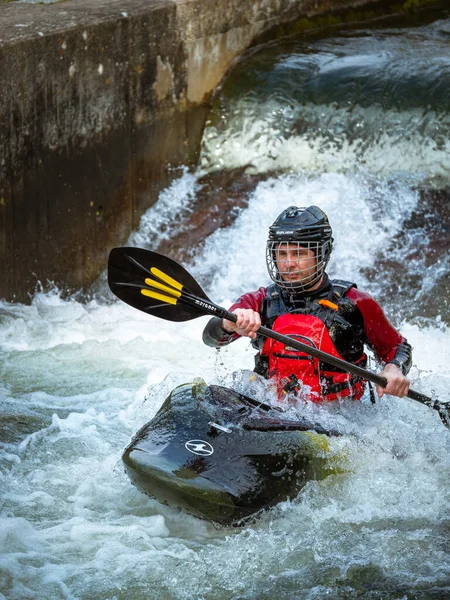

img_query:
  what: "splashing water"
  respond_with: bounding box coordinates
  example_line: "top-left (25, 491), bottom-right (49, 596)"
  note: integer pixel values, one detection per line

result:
top-left (1, 10), bottom-right (450, 600)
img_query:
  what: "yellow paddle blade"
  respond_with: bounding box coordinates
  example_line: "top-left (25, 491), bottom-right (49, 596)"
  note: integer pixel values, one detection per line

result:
top-left (140, 288), bottom-right (178, 305)
top-left (150, 267), bottom-right (183, 291)
top-left (144, 278), bottom-right (181, 298)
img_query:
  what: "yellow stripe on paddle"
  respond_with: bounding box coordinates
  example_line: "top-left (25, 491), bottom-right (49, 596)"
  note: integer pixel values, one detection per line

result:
top-left (140, 288), bottom-right (178, 305)
top-left (150, 267), bottom-right (183, 291)
top-left (144, 278), bottom-right (181, 298)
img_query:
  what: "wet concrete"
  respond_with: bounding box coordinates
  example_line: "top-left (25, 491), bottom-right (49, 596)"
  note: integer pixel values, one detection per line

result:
top-left (1, 0), bottom-right (201, 301)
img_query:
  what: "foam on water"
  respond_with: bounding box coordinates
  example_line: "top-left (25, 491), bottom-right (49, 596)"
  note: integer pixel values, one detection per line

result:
top-left (128, 168), bottom-right (199, 250)
top-left (201, 103), bottom-right (450, 183)
top-left (200, 15), bottom-right (450, 186)
top-left (188, 171), bottom-right (418, 306)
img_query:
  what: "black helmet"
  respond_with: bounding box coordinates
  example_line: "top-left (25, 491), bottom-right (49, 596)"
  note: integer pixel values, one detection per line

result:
top-left (266, 206), bottom-right (333, 292)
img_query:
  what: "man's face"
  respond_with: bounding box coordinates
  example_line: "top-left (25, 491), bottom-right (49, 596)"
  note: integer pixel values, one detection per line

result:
top-left (275, 242), bottom-right (318, 286)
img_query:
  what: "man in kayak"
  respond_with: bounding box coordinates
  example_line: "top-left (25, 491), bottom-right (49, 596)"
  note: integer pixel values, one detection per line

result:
top-left (202, 205), bottom-right (411, 402)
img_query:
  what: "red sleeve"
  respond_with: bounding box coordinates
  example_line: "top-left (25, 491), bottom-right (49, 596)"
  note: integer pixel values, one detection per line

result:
top-left (346, 287), bottom-right (406, 363)
top-left (229, 287), bottom-right (268, 313)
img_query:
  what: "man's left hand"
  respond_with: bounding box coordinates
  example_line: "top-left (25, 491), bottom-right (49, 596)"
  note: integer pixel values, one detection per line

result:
top-left (376, 363), bottom-right (410, 399)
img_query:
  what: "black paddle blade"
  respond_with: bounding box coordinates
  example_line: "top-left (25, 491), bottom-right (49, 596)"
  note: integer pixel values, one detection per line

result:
top-left (108, 247), bottom-right (211, 322)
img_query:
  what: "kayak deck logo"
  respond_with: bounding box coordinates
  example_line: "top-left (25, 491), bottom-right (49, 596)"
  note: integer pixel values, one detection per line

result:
top-left (185, 440), bottom-right (214, 456)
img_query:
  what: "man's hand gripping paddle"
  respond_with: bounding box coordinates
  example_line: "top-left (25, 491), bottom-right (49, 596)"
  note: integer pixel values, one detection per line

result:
top-left (108, 247), bottom-right (450, 428)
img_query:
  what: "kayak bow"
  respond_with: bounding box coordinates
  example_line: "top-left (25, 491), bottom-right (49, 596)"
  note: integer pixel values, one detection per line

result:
top-left (122, 380), bottom-right (344, 525)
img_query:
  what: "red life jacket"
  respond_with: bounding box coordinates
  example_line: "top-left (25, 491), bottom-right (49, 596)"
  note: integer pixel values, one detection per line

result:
top-left (261, 313), bottom-right (366, 402)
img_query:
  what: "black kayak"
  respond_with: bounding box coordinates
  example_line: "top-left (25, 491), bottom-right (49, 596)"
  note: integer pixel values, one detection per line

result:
top-left (122, 380), bottom-right (343, 525)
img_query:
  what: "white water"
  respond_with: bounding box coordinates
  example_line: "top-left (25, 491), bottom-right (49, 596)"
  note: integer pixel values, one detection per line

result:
top-left (201, 17), bottom-right (450, 188)
top-left (1, 170), bottom-right (449, 600)
top-left (2, 15), bottom-right (450, 600)
top-left (201, 102), bottom-right (450, 184)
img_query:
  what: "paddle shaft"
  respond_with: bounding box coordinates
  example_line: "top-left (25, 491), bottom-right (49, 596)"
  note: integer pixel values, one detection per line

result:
top-left (227, 311), bottom-right (386, 383)
top-left (192, 298), bottom-right (433, 406)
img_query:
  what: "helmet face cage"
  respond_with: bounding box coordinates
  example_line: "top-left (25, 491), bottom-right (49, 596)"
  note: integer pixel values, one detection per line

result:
top-left (266, 238), bottom-right (332, 292)
top-left (266, 205), bottom-right (333, 292)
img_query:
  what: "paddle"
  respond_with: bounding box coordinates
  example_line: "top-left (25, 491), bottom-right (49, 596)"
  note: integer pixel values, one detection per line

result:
top-left (108, 247), bottom-right (450, 428)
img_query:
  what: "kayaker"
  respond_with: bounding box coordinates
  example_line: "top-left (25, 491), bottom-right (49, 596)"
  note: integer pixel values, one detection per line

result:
top-left (202, 205), bottom-right (411, 403)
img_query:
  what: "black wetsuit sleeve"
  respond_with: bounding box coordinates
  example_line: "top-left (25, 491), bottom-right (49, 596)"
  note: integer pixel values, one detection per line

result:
top-left (389, 340), bottom-right (412, 376)
top-left (202, 317), bottom-right (239, 348)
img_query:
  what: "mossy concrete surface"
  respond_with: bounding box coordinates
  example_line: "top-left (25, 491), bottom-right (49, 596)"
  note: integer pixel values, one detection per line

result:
top-left (0, 0), bottom-right (388, 302)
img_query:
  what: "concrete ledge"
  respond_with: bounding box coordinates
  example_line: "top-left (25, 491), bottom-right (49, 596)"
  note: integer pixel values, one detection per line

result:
top-left (0, 0), bottom-right (388, 302)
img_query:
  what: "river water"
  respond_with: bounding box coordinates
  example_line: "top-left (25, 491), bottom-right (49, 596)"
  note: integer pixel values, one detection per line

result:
top-left (1, 7), bottom-right (450, 600)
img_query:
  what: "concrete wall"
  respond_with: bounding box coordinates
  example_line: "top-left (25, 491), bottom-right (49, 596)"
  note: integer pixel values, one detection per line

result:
top-left (0, 0), bottom-right (387, 302)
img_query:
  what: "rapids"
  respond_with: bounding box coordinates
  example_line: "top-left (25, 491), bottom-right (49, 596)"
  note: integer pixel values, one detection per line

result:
top-left (1, 6), bottom-right (449, 600)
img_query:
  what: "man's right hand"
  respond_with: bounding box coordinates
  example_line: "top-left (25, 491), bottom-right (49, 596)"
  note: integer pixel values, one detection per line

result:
top-left (222, 308), bottom-right (261, 340)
